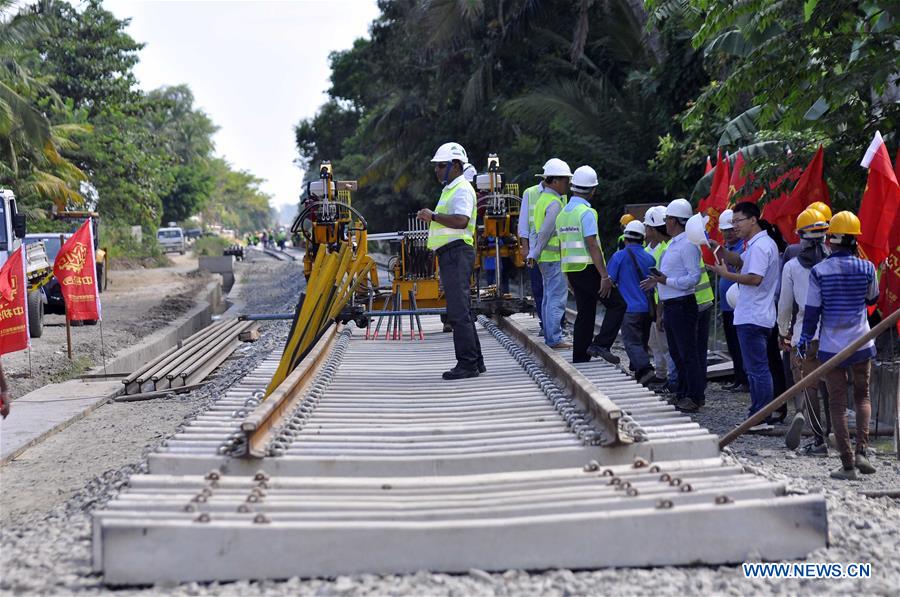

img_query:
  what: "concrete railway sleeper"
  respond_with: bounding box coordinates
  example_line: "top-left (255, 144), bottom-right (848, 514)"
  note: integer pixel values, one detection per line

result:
top-left (94, 315), bottom-right (828, 584)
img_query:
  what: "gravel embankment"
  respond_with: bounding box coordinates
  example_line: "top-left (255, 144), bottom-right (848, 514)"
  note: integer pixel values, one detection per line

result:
top-left (1, 277), bottom-right (898, 595)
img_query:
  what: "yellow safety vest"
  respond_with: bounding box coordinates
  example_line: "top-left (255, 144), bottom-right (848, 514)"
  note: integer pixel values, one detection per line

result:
top-left (556, 202), bottom-right (599, 273)
top-left (426, 177), bottom-right (477, 250)
top-left (524, 184), bottom-right (542, 235)
top-left (533, 191), bottom-right (566, 262)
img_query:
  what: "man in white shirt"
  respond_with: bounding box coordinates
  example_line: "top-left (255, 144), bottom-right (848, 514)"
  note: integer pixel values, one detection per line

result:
top-left (708, 202), bottom-right (780, 426)
top-left (416, 142), bottom-right (484, 380)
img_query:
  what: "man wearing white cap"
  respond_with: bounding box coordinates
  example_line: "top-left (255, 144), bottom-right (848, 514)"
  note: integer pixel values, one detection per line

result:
top-left (417, 142), bottom-right (485, 380)
top-left (555, 165), bottom-right (625, 362)
top-left (607, 220), bottom-right (657, 383)
top-left (643, 206), bottom-right (674, 387)
top-left (528, 158), bottom-right (572, 349)
top-left (716, 209), bottom-right (748, 391)
top-left (641, 198), bottom-right (705, 412)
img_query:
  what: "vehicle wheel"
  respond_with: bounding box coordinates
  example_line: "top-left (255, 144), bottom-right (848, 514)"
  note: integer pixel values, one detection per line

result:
top-left (27, 290), bottom-right (44, 339)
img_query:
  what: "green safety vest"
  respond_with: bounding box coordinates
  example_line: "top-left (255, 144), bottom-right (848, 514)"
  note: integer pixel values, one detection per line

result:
top-left (533, 191), bottom-right (566, 262)
top-left (524, 184), bottom-right (542, 235)
top-left (427, 177), bottom-right (477, 250)
top-left (556, 202), bottom-right (598, 273)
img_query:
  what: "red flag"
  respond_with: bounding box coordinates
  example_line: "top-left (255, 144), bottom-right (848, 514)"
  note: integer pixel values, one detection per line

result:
top-left (857, 132), bottom-right (900, 267)
top-left (53, 219), bottom-right (101, 322)
top-left (704, 156), bottom-right (712, 174)
top-left (0, 247), bottom-right (30, 355)
top-left (698, 150), bottom-right (730, 260)
top-left (763, 146), bottom-right (828, 244)
top-left (727, 153), bottom-right (765, 205)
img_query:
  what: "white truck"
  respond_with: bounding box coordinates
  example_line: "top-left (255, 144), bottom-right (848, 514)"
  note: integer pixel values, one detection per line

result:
top-left (0, 189), bottom-right (54, 337)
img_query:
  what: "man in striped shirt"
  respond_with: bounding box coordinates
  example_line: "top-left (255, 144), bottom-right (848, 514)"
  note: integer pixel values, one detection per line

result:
top-left (799, 211), bottom-right (879, 480)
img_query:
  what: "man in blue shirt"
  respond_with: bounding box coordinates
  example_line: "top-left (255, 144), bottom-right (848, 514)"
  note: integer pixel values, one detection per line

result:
top-left (608, 220), bottom-right (657, 384)
top-left (800, 211), bottom-right (878, 480)
top-left (708, 202), bottom-right (780, 426)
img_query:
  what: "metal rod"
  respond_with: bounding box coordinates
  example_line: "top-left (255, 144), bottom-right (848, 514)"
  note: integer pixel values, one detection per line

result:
top-left (720, 308), bottom-right (900, 448)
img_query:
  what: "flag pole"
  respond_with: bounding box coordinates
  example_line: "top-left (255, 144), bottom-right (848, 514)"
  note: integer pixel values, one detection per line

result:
top-left (65, 315), bottom-right (72, 360)
top-left (99, 319), bottom-right (108, 375)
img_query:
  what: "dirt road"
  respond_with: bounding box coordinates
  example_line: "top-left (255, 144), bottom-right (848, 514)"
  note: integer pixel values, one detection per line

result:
top-left (3, 254), bottom-right (213, 400)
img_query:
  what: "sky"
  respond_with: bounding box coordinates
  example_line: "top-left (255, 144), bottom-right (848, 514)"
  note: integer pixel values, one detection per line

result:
top-left (104, 0), bottom-right (381, 209)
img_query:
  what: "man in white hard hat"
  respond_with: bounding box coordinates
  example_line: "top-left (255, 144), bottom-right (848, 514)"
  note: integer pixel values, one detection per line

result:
top-left (607, 220), bottom-right (657, 383)
top-left (528, 158), bottom-right (572, 349)
top-left (416, 142), bottom-right (485, 380)
top-left (715, 209), bottom-right (748, 392)
top-left (643, 206), bottom-right (674, 387)
top-left (641, 198), bottom-right (705, 412)
top-left (519, 160), bottom-right (551, 334)
top-left (555, 165), bottom-right (625, 362)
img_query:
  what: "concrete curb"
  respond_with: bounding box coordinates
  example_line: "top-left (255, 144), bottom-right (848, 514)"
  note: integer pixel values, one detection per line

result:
top-left (1, 278), bottom-right (225, 466)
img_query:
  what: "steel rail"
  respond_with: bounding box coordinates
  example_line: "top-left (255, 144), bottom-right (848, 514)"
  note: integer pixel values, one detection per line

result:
top-left (239, 324), bottom-right (345, 458)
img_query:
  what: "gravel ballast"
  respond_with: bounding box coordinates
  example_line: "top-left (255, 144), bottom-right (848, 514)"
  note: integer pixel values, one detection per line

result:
top-left (1, 266), bottom-right (898, 595)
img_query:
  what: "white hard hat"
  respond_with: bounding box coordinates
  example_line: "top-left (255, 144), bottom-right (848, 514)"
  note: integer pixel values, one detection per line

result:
top-left (431, 142), bottom-right (468, 163)
top-left (686, 213), bottom-right (710, 246)
top-left (726, 283), bottom-right (740, 309)
top-left (623, 220), bottom-right (646, 239)
top-left (666, 198), bottom-right (693, 220)
top-left (719, 209), bottom-right (734, 230)
top-left (462, 162), bottom-right (477, 182)
top-left (534, 158), bottom-right (573, 178)
top-left (571, 165), bottom-right (598, 190)
top-left (644, 205), bottom-right (666, 227)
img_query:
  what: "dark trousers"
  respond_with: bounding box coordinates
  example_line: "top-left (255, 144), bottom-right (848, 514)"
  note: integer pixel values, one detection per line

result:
top-left (663, 295), bottom-right (705, 404)
top-left (528, 265), bottom-right (543, 323)
top-left (696, 305), bottom-right (712, 395)
top-left (721, 310), bottom-right (747, 383)
top-left (621, 312), bottom-right (652, 374)
top-left (567, 268), bottom-right (626, 363)
top-left (437, 242), bottom-right (483, 371)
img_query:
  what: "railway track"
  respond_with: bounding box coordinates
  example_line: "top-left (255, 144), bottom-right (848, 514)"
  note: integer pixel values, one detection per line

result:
top-left (93, 314), bottom-right (827, 584)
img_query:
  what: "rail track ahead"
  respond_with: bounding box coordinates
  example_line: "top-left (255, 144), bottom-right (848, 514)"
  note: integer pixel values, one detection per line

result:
top-left (94, 314), bottom-right (827, 584)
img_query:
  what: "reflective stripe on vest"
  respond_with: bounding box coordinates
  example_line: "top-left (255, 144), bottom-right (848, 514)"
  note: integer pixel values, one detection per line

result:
top-left (556, 202), bottom-right (598, 273)
top-left (533, 191), bottom-right (566, 262)
top-left (524, 185), bottom-right (542, 235)
top-left (427, 178), bottom-right (477, 250)
top-left (695, 261), bottom-right (714, 305)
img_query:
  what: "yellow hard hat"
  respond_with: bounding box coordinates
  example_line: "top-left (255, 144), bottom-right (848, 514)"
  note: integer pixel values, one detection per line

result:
top-left (827, 211), bottom-right (861, 236)
top-left (808, 201), bottom-right (832, 221)
top-left (795, 208), bottom-right (829, 232)
top-left (620, 214), bottom-right (636, 226)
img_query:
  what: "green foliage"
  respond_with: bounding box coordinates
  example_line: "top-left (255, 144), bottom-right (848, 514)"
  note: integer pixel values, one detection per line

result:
top-left (193, 234), bottom-right (231, 256)
top-left (30, 0), bottom-right (142, 115)
top-left (2, 0), bottom-right (271, 241)
top-left (103, 222), bottom-right (169, 266)
top-left (647, 0), bottom-right (900, 207)
top-left (203, 158), bottom-right (274, 233)
top-left (295, 0), bottom-right (704, 245)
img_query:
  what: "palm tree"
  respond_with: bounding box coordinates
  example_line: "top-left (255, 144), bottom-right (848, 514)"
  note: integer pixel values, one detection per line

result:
top-left (0, 0), bottom-right (88, 211)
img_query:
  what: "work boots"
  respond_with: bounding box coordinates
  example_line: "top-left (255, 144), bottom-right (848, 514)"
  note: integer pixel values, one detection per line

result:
top-left (830, 466), bottom-right (858, 481)
top-left (855, 451), bottom-right (876, 475)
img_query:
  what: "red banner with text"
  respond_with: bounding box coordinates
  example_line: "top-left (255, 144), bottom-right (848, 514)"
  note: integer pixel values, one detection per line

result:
top-left (0, 247), bottom-right (30, 355)
top-left (53, 219), bottom-right (101, 322)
